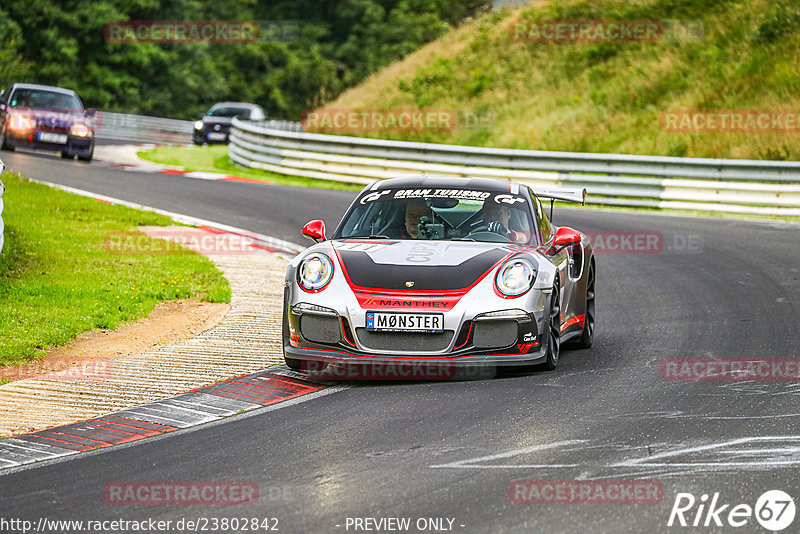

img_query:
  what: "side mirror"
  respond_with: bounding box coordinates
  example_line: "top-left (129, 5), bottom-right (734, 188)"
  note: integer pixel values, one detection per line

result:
top-left (0, 159), bottom-right (5, 176)
top-left (302, 220), bottom-right (326, 243)
top-left (85, 108), bottom-right (96, 117)
top-left (551, 227), bottom-right (582, 251)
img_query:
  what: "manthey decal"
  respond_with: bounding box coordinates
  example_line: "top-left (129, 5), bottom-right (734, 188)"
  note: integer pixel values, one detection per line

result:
top-left (355, 293), bottom-right (462, 310)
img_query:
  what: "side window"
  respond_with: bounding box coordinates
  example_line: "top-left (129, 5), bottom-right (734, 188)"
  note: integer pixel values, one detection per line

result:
top-left (533, 194), bottom-right (552, 242)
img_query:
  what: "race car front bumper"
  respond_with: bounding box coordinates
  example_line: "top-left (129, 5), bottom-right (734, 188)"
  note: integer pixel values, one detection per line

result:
top-left (283, 299), bottom-right (550, 378)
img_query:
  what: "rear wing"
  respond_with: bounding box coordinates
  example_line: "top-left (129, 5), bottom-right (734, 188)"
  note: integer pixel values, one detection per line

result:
top-left (531, 187), bottom-right (587, 205)
top-left (530, 187), bottom-right (587, 222)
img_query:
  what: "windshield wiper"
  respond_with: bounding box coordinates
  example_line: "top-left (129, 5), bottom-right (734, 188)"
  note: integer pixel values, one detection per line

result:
top-left (450, 237), bottom-right (476, 241)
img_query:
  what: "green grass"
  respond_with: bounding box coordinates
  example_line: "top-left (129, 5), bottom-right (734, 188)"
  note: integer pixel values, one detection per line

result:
top-left (326, 0), bottom-right (800, 160)
top-left (137, 145), bottom-right (362, 191)
top-left (0, 172), bottom-right (231, 366)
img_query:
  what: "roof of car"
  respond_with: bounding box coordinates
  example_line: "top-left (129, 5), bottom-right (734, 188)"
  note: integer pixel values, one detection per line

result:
top-left (368, 175), bottom-right (519, 193)
top-left (10, 83), bottom-right (78, 96)
top-left (209, 102), bottom-right (261, 109)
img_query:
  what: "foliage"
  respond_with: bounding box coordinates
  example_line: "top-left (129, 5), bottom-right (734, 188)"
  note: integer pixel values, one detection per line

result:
top-left (327, 0), bottom-right (800, 159)
top-left (0, 0), bottom-right (490, 119)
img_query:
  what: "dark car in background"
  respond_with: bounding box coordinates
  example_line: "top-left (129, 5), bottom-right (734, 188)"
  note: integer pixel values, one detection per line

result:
top-left (192, 102), bottom-right (266, 145)
top-left (0, 83), bottom-right (95, 161)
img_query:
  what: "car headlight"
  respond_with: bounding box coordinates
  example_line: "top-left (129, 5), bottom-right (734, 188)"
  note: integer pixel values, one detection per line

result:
top-left (70, 123), bottom-right (90, 137)
top-left (194, 120), bottom-right (204, 130)
top-left (495, 258), bottom-right (535, 297)
top-left (8, 111), bottom-right (36, 132)
top-left (297, 253), bottom-right (334, 291)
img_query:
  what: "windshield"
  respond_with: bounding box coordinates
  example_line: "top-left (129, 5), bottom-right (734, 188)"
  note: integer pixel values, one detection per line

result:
top-left (337, 187), bottom-right (537, 245)
top-left (9, 89), bottom-right (82, 111)
top-left (207, 106), bottom-right (251, 118)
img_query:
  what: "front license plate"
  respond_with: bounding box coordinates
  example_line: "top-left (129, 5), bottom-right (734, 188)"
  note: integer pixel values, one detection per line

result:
top-left (38, 132), bottom-right (68, 144)
top-left (366, 311), bottom-right (444, 333)
top-left (207, 132), bottom-right (227, 141)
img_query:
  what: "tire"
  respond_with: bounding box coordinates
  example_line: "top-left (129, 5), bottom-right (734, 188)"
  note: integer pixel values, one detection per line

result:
top-left (78, 146), bottom-right (93, 162)
top-left (538, 284), bottom-right (561, 371)
top-left (60, 151), bottom-right (74, 159)
top-left (567, 261), bottom-right (595, 349)
top-left (0, 126), bottom-right (14, 151)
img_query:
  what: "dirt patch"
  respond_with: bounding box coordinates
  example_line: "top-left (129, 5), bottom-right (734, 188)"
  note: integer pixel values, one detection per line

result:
top-left (0, 299), bottom-right (230, 383)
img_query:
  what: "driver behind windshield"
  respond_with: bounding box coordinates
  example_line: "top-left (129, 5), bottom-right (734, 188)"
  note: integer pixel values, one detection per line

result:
top-left (403, 199), bottom-right (433, 239)
top-left (479, 201), bottom-right (527, 243)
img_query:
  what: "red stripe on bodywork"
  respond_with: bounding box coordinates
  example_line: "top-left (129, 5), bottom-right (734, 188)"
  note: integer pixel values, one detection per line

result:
top-left (560, 314), bottom-right (586, 332)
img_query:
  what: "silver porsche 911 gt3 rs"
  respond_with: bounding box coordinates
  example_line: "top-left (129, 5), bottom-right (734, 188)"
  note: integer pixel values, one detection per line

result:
top-left (282, 176), bottom-right (594, 378)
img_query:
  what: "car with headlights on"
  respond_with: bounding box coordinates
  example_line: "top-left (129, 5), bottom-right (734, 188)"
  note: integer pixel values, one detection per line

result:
top-left (192, 102), bottom-right (266, 145)
top-left (0, 83), bottom-right (95, 161)
top-left (283, 176), bottom-right (595, 379)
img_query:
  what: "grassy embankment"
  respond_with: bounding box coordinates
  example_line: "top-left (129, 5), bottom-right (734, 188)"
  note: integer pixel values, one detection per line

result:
top-left (0, 171), bottom-right (231, 373)
top-left (325, 0), bottom-right (800, 160)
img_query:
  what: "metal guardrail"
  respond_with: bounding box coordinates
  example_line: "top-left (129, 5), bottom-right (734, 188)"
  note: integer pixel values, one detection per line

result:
top-left (254, 120), bottom-right (305, 133)
top-left (0, 159), bottom-right (5, 254)
top-left (94, 111), bottom-right (193, 144)
top-left (229, 118), bottom-right (800, 216)
top-left (93, 113), bottom-right (302, 145)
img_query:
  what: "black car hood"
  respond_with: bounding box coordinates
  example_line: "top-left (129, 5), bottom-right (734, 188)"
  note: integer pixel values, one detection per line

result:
top-left (334, 240), bottom-right (511, 291)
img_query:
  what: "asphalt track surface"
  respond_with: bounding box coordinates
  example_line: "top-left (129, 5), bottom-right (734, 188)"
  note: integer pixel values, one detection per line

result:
top-left (1, 148), bottom-right (800, 533)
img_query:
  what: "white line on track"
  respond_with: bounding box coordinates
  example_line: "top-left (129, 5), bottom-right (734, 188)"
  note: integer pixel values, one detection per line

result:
top-left (429, 439), bottom-right (586, 469)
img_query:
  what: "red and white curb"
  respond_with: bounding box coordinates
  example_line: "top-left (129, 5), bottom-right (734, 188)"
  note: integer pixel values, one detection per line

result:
top-left (107, 164), bottom-right (271, 185)
top-left (93, 144), bottom-right (273, 185)
top-left (0, 368), bottom-right (335, 471)
top-left (26, 178), bottom-right (306, 256)
top-left (159, 169), bottom-right (270, 185)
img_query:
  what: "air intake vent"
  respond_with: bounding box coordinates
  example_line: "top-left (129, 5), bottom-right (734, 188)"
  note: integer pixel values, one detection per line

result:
top-left (301, 315), bottom-right (341, 344)
top-left (473, 320), bottom-right (517, 349)
top-left (355, 329), bottom-right (454, 352)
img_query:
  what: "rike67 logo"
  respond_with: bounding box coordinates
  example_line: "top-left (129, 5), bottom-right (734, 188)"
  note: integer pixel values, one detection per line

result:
top-left (668, 490), bottom-right (795, 531)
